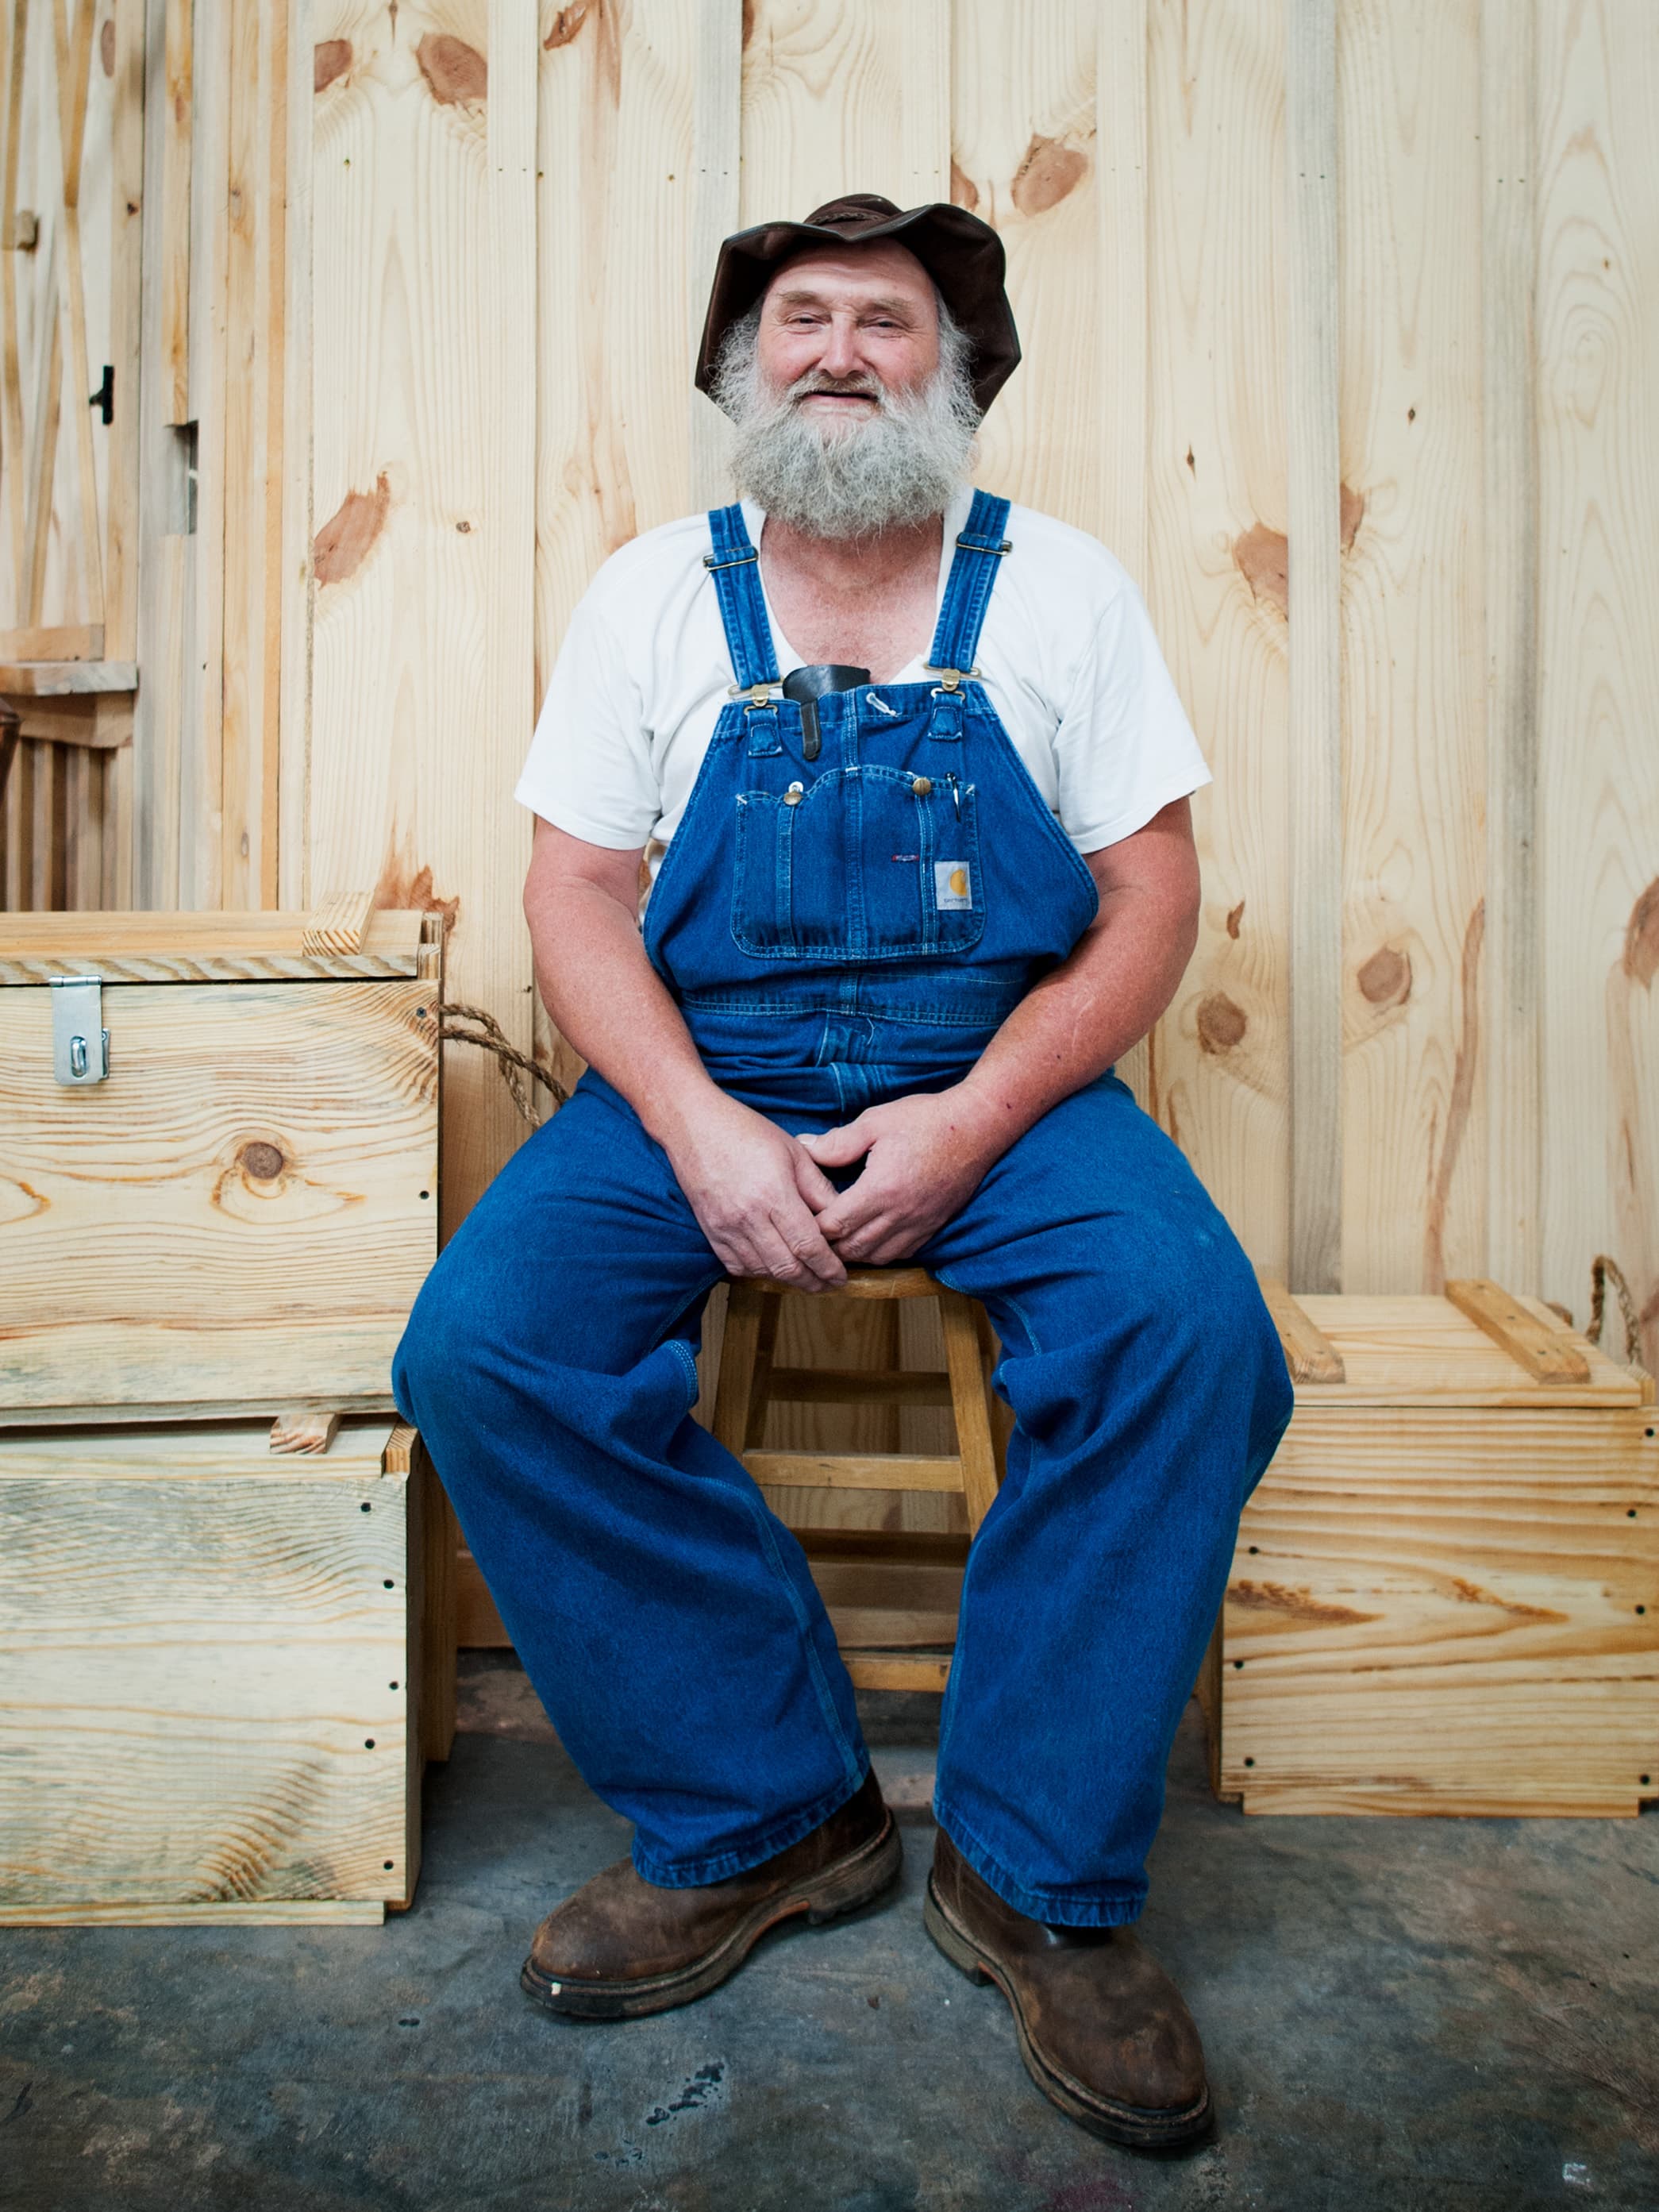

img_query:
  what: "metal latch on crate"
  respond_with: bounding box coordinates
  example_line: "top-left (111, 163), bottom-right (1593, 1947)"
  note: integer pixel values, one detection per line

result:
top-left (51, 977), bottom-right (109, 1085)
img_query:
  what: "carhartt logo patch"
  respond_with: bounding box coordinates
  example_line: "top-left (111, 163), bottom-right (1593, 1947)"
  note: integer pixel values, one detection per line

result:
top-left (934, 860), bottom-right (972, 911)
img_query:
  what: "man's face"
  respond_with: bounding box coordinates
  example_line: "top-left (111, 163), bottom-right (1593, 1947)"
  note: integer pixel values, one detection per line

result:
top-left (754, 243), bottom-right (942, 434)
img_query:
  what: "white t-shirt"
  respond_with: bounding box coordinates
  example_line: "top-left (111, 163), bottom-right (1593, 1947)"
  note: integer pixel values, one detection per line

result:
top-left (516, 486), bottom-right (1210, 864)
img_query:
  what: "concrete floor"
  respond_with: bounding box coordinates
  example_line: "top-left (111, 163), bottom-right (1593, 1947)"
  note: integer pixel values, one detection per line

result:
top-left (4, 1655), bottom-right (1657, 2212)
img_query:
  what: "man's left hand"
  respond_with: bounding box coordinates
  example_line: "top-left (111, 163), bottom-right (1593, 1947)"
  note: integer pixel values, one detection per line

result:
top-left (795, 1086), bottom-right (1011, 1265)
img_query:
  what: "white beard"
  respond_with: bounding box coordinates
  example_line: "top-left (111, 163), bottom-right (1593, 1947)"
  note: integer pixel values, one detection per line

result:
top-left (714, 313), bottom-right (980, 542)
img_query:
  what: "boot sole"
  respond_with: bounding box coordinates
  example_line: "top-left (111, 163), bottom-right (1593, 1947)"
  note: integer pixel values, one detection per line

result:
top-left (923, 1879), bottom-right (1214, 2152)
top-left (521, 1812), bottom-right (903, 2021)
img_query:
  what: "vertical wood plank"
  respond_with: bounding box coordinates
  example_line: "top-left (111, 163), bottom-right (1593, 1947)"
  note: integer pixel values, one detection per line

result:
top-left (741, 0), bottom-right (949, 224)
top-left (183, 0), bottom-right (229, 906)
top-left (0, 0), bottom-right (26, 595)
top-left (221, 0), bottom-right (287, 909)
top-left (48, 0), bottom-right (105, 629)
top-left (475, 0), bottom-right (537, 1209)
top-left (1481, 0), bottom-right (1538, 1294)
top-left (133, 0), bottom-right (189, 909)
top-left (688, 0), bottom-right (740, 511)
top-left (1095, 0), bottom-right (1149, 590)
top-left (103, 0), bottom-right (148, 664)
top-left (310, 1), bottom-right (536, 1235)
top-left (537, 0), bottom-right (699, 678)
top-left (161, 0), bottom-right (192, 425)
top-left (276, 0), bottom-right (312, 908)
top-left (1286, 0), bottom-right (1341, 1292)
top-left (1142, 0), bottom-right (1291, 1277)
top-left (1536, 0), bottom-right (1659, 1370)
top-left (953, 0), bottom-right (1105, 531)
top-left (1337, 0), bottom-right (1487, 1293)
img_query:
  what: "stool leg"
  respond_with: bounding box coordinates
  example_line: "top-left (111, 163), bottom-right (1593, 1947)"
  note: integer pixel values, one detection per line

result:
top-left (940, 1289), bottom-right (1002, 1534)
top-left (974, 1301), bottom-right (1014, 1484)
top-left (712, 1280), bottom-right (765, 1456)
top-left (744, 1292), bottom-right (783, 1449)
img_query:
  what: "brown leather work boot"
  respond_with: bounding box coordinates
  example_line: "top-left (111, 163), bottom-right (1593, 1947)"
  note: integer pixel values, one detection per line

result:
top-left (521, 1770), bottom-right (901, 2020)
top-left (925, 1829), bottom-right (1213, 2150)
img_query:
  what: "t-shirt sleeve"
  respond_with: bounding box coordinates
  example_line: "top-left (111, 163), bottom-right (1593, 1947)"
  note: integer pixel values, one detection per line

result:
top-left (514, 588), bottom-right (660, 850)
top-left (1053, 572), bottom-right (1211, 854)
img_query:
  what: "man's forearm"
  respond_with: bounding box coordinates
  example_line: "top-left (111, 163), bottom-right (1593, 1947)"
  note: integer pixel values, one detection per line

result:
top-left (526, 877), bottom-right (720, 1150)
top-left (954, 883), bottom-right (1196, 1150)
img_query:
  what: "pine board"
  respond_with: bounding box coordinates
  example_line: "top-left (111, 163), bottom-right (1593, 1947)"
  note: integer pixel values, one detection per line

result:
top-left (1144, 0), bottom-right (1293, 1281)
top-left (307, 0), bottom-right (534, 1236)
top-left (1214, 1403), bottom-right (1659, 1814)
top-left (1535, 0), bottom-right (1659, 1374)
top-left (0, 1418), bottom-right (423, 1917)
top-left (1337, 0), bottom-right (1488, 1293)
top-left (0, 976), bottom-right (437, 1416)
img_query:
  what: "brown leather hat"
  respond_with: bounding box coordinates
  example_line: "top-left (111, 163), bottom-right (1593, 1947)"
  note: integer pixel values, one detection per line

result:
top-left (695, 192), bottom-right (1021, 417)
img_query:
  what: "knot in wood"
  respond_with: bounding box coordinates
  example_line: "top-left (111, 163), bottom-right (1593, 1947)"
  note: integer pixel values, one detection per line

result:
top-left (240, 1141), bottom-right (286, 1181)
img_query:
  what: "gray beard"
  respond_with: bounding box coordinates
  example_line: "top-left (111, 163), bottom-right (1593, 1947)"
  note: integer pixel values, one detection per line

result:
top-left (714, 322), bottom-right (980, 542)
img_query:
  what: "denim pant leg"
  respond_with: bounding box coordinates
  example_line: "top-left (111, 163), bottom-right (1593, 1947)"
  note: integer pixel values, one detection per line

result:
top-left (916, 1072), bottom-right (1294, 1928)
top-left (391, 1071), bottom-right (868, 1886)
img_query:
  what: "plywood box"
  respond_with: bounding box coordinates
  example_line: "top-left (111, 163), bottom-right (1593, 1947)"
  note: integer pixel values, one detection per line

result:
top-left (0, 906), bottom-right (441, 1424)
top-left (0, 1419), bottom-right (456, 1925)
top-left (1203, 1286), bottom-right (1659, 1817)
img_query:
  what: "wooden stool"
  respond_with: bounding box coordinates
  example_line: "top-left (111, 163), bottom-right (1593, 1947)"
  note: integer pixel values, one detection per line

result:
top-left (711, 1266), bottom-right (1010, 1692)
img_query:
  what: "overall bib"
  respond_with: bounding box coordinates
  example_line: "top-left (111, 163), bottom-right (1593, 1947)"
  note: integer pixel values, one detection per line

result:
top-left (395, 499), bottom-right (1292, 1925)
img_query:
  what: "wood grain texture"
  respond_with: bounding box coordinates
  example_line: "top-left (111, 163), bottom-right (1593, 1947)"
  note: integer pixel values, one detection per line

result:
top-left (309, 0), bottom-right (534, 1236)
top-left (1257, 1274), bottom-right (1345, 1384)
top-left (221, 0), bottom-right (289, 911)
top-left (1217, 1402), bottom-right (1658, 1814)
top-left (161, 0), bottom-right (194, 426)
top-left (276, 0), bottom-right (314, 910)
top-left (0, 903), bottom-right (426, 981)
top-left (1444, 1276), bottom-right (1590, 1385)
top-left (689, 0), bottom-right (741, 510)
top-left (1144, 0), bottom-right (1293, 1280)
top-left (953, 0), bottom-right (1096, 528)
top-left (0, 975), bottom-right (437, 1416)
top-left (0, 654), bottom-right (135, 693)
top-left (1286, 0), bottom-right (1341, 1290)
top-left (1535, 0), bottom-right (1659, 1375)
top-left (133, 0), bottom-right (194, 911)
top-left (1480, 0), bottom-right (1539, 1297)
top-left (744, 1450), bottom-right (966, 1492)
top-left (1338, 0), bottom-right (1488, 1295)
top-left (1292, 1293), bottom-right (1637, 1408)
top-left (0, 1417), bottom-right (420, 1914)
top-left (741, 0), bottom-right (947, 225)
top-left (183, 0), bottom-right (230, 908)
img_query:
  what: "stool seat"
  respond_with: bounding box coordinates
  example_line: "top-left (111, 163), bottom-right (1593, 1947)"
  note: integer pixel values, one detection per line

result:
top-left (711, 1267), bottom-right (1010, 1691)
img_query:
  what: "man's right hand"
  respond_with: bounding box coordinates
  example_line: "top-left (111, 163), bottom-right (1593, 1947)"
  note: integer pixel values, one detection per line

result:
top-left (663, 1093), bottom-right (848, 1291)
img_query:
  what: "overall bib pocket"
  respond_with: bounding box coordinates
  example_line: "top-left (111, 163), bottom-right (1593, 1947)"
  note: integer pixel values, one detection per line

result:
top-left (732, 764), bottom-right (985, 961)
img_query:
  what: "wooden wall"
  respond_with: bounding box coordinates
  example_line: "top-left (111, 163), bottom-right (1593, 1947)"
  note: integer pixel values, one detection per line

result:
top-left (6, 0), bottom-right (1657, 1369)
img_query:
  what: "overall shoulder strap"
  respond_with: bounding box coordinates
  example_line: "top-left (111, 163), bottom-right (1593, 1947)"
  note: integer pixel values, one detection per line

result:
top-left (926, 490), bottom-right (1013, 680)
top-left (702, 506), bottom-right (781, 693)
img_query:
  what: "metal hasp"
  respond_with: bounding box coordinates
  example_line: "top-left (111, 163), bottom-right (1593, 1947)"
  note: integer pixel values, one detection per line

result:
top-left (51, 977), bottom-right (109, 1085)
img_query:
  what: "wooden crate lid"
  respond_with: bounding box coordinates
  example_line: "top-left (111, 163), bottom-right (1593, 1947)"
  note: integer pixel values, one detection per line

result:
top-left (0, 1414), bottom-right (408, 1480)
top-left (0, 896), bottom-right (441, 985)
top-left (1260, 1276), bottom-right (1649, 1408)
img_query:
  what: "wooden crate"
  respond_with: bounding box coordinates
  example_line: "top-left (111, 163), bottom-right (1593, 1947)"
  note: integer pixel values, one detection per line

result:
top-left (1202, 1283), bottom-right (1659, 1817)
top-left (0, 904), bottom-right (441, 1424)
top-left (0, 1419), bottom-right (456, 1925)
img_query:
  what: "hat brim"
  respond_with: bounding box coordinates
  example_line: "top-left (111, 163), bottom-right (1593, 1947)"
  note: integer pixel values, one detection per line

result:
top-left (694, 202), bottom-right (1020, 417)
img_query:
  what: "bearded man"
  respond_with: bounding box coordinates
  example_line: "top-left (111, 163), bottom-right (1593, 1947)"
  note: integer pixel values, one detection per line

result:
top-left (395, 195), bottom-right (1291, 2152)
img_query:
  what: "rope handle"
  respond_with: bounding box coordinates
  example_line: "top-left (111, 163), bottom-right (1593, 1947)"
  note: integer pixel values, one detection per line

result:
top-left (1586, 1254), bottom-right (1643, 1369)
top-left (437, 999), bottom-right (569, 1127)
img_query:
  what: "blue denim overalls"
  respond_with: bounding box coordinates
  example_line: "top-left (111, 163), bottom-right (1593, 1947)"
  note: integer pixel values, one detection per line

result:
top-left (395, 498), bottom-right (1292, 1925)
top-left (641, 493), bottom-right (1099, 1112)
